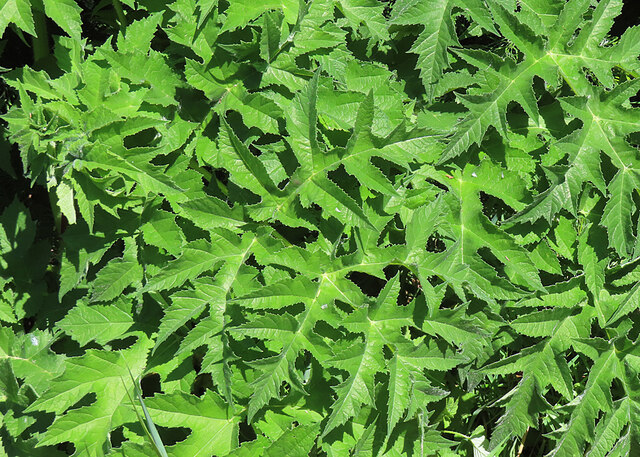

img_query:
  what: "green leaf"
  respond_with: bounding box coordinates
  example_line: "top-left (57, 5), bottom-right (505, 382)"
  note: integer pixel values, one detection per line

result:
top-left (43, 0), bottom-right (82, 39)
top-left (263, 424), bottom-right (320, 457)
top-left (57, 302), bottom-right (134, 346)
top-left (390, 0), bottom-right (457, 100)
top-left (27, 336), bottom-right (152, 456)
top-left (0, 0), bottom-right (35, 37)
top-left (141, 391), bottom-right (239, 457)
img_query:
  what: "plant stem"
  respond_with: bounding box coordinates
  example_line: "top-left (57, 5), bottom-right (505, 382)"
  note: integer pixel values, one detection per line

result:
top-left (113, 0), bottom-right (127, 31)
top-left (516, 427), bottom-right (530, 457)
top-left (31, 8), bottom-right (48, 65)
top-left (442, 430), bottom-right (471, 440)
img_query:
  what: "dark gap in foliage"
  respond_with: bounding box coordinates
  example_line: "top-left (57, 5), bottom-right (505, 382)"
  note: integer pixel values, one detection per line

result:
top-left (385, 265), bottom-right (421, 306)
top-left (150, 25), bottom-right (170, 53)
top-left (140, 372), bottom-right (163, 398)
top-left (0, 145), bottom-right (57, 279)
top-left (457, 25), bottom-right (499, 49)
top-left (479, 191), bottom-right (516, 223)
top-left (56, 442), bottom-right (75, 455)
top-left (377, 214), bottom-right (405, 247)
top-left (152, 149), bottom-right (182, 167)
top-left (214, 167), bottom-right (230, 186)
top-left (279, 381), bottom-right (291, 397)
top-left (110, 335), bottom-right (138, 350)
top-left (612, 0), bottom-right (640, 37)
top-left (21, 316), bottom-right (35, 333)
top-left (383, 32), bottom-right (426, 100)
top-left (225, 110), bottom-right (254, 142)
top-left (598, 148), bottom-right (618, 184)
top-left (78, 0), bottom-right (120, 46)
top-left (271, 221), bottom-right (318, 246)
top-left (477, 248), bottom-right (506, 278)
top-left (0, 30), bottom-right (32, 70)
top-left (238, 418), bottom-right (257, 443)
top-left (371, 156), bottom-right (405, 185)
top-left (244, 253), bottom-right (259, 270)
top-left (610, 378), bottom-right (625, 402)
top-left (277, 177), bottom-right (289, 190)
top-left (110, 426), bottom-right (126, 448)
top-left (328, 165), bottom-right (362, 204)
top-left (538, 270), bottom-right (563, 286)
top-left (427, 234), bottom-right (447, 253)
top-left (626, 132), bottom-right (640, 151)
top-left (628, 313), bottom-right (640, 341)
top-left (631, 89), bottom-right (640, 108)
top-left (199, 164), bottom-right (214, 187)
top-left (520, 428), bottom-right (547, 455)
top-left (205, 168), bottom-right (231, 200)
top-left (275, 141), bottom-right (299, 176)
top-left (282, 302), bottom-right (306, 316)
top-left (85, 239), bottom-right (124, 284)
top-left (248, 143), bottom-right (263, 157)
top-left (228, 181), bottom-right (262, 205)
top-left (192, 349), bottom-right (204, 374)
top-left (72, 392), bottom-right (98, 411)
top-left (426, 177), bottom-right (449, 192)
top-left (191, 373), bottom-right (213, 397)
top-left (581, 67), bottom-right (602, 87)
top-left (381, 0), bottom-right (395, 19)
top-left (506, 101), bottom-right (530, 136)
top-left (347, 271), bottom-right (386, 298)
top-left (632, 190), bottom-right (640, 239)
top-left (314, 318), bottom-right (345, 343)
top-left (176, 87), bottom-right (211, 123)
top-left (155, 425), bottom-right (191, 446)
top-left (320, 125), bottom-right (351, 149)
top-left (175, 215), bottom-right (211, 242)
top-left (123, 128), bottom-right (159, 149)
top-left (50, 333), bottom-right (85, 357)
top-left (437, 286), bottom-right (462, 310)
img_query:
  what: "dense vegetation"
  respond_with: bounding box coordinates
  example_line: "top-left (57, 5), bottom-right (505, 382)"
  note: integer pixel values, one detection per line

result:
top-left (1, 0), bottom-right (640, 456)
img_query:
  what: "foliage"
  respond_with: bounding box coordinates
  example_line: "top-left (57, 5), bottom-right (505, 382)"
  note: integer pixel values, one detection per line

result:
top-left (0, 0), bottom-right (640, 456)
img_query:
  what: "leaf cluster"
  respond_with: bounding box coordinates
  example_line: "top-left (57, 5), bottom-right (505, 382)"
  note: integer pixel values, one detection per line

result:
top-left (0, 0), bottom-right (640, 456)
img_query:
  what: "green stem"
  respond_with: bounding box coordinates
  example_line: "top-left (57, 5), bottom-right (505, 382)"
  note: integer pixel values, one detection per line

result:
top-left (113, 0), bottom-right (127, 31)
top-left (441, 430), bottom-right (471, 440)
top-left (31, 8), bottom-right (48, 65)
